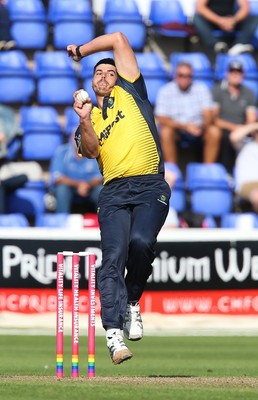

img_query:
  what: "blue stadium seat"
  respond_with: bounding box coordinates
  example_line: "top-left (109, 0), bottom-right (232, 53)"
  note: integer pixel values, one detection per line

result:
top-left (20, 106), bottom-right (63, 160)
top-left (7, 180), bottom-right (47, 217)
top-left (7, 0), bottom-right (48, 49)
top-left (165, 162), bottom-right (186, 213)
top-left (0, 213), bottom-right (29, 227)
top-left (51, 0), bottom-right (95, 49)
top-left (64, 107), bottom-right (80, 137)
top-left (6, 135), bottom-right (23, 160)
top-left (34, 51), bottom-right (79, 104)
top-left (35, 213), bottom-right (69, 227)
top-left (104, 21), bottom-right (147, 51)
top-left (186, 163), bottom-right (233, 217)
top-left (102, 0), bottom-right (146, 50)
top-left (148, 0), bottom-right (190, 38)
top-left (221, 213), bottom-right (258, 228)
top-left (0, 51), bottom-right (35, 103)
top-left (246, 0), bottom-right (258, 49)
top-left (20, 105), bottom-right (61, 130)
top-left (170, 52), bottom-right (214, 88)
top-left (135, 52), bottom-right (170, 105)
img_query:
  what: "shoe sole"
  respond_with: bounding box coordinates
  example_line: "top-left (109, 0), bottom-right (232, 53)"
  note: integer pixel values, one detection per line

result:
top-left (112, 349), bottom-right (133, 365)
top-left (123, 329), bottom-right (143, 341)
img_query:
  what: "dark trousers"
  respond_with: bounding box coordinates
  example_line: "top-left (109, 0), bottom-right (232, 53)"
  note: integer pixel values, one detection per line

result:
top-left (218, 129), bottom-right (236, 174)
top-left (0, 174), bottom-right (28, 213)
top-left (0, 4), bottom-right (12, 42)
top-left (97, 174), bottom-right (170, 330)
top-left (193, 14), bottom-right (258, 48)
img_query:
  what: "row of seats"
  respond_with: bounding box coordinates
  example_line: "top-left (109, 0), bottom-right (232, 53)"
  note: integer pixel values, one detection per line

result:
top-left (2, 50), bottom-right (258, 106)
top-left (7, 106), bottom-right (78, 161)
top-left (1, 211), bottom-right (258, 228)
top-left (169, 162), bottom-right (234, 218)
top-left (6, 0), bottom-right (147, 51)
top-left (1, 162), bottom-right (235, 221)
top-left (0, 212), bottom-right (99, 228)
top-left (5, 0), bottom-right (258, 51)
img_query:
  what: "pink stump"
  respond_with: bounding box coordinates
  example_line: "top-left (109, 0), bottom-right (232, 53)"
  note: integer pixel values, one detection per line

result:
top-left (56, 252), bottom-right (64, 378)
top-left (72, 253), bottom-right (80, 378)
top-left (87, 253), bottom-right (96, 378)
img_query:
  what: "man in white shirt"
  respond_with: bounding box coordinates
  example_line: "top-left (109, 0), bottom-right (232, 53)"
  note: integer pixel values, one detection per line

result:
top-left (154, 62), bottom-right (219, 164)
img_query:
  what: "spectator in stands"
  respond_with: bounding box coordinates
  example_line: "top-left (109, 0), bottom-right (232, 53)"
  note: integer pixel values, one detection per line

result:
top-left (0, 104), bottom-right (22, 162)
top-left (0, 0), bottom-right (16, 50)
top-left (49, 135), bottom-right (103, 213)
top-left (163, 162), bottom-right (179, 228)
top-left (230, 122), bottom-right (258, 213)
top-left (154, 61), bottom-right (219, 165)
top-left (193, 0), bottom-right (258, 55)
top-left (212, 60), bottom-right (257, 173)
top-left (0, 104), bottom-right (27, 213)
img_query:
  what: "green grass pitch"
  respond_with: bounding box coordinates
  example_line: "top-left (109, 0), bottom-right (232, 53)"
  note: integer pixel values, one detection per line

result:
top-left (0, 335), bottom-right (257, 400)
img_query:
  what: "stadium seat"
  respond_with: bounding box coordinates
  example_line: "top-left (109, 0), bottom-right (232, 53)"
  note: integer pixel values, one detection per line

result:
top-left (7, 0), bottom-right (48, 49)
top-left (35, 213), bottom-right (69, 227)
top-left (147, 0), bottom-right (190, 38)
top-left (221, 213), bottom-right (258, 229)
top-left (0, 213), bottom-right (30, 227)
top-left (102, 0), bottom-right (146, 51)
top-left (135, 52), bottom-right (170, 105)
top-left (20, 106), bottom-right (63, 160)
top-left (7, 180), bottom-right (47, 217)
top-left (245, 0), bottom-right (258, 49)
top-left (165, 162), bottom-right (186, 213)
top-left (64, 107), bottom-right (80, 137)
top-left (170, 52), bottom-right (214, 88)
top-left (34, 51), bottom-right (79, 104)
top-left (185, 163), bottom-right (233, 217)
top-left (51, 0), bottom-right (95, 49)
top-left (104, 20), bottom-right (147, 51)
top-left (6, 135), bottom-right (23, 160)
top-left (0, 51), bottom-right (35, 103)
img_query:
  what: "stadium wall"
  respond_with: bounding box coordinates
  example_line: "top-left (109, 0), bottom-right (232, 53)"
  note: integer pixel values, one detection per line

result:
top-left (0, 228), bottom-right (258, 316)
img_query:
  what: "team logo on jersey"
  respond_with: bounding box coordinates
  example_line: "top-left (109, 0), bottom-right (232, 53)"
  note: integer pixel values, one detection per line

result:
top-left (157, 194), bottom-right (167, 205)
top-left (108, 96), bottom-right (114, 108)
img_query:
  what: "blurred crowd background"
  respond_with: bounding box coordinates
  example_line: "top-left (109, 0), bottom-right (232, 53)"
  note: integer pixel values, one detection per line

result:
top-left (1, 0), bottom-right (258, 229)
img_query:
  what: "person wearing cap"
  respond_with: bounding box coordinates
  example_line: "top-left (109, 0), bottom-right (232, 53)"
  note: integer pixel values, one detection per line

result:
top-left (67, 33), bottom-right (171, 365)
top-left (212, 60), bottom-right (257, 173)
top-left (193, 0), bottom-right (258, 55)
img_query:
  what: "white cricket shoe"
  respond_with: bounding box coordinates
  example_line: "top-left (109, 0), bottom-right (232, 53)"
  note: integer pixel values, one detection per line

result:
top-left (228, 43), bottom-right (254, 55)
top-left (123, 302), bottom-right (143, 341)
top-left (214, 41), bottom-right (228, 53)
top-left (107, 332), bottom-right (133, 365)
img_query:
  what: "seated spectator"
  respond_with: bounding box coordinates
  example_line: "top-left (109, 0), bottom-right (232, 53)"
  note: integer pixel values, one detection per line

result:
top-left (49, 132), bottom-right (103, 213)
top-left (212, 60), bottom-right (257, 174)
top-left (0, 104), bottom-right (22, 162)
top-left (0, 0), bottom-right (16, 50)
top-left (154, 61), bottom-right (219, 165)
top-left (0, 103), bottom-right (27, 213)
top-left (233, 122), bottom-right (258, 213)
top-left (193, 0), bottom-right (258, 55)
top-left (163, 162), bottom-right (180, 228)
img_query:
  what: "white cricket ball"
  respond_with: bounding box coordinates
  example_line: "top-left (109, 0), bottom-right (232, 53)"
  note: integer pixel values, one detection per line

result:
top-left (76, 89), bottom-right (89, 103)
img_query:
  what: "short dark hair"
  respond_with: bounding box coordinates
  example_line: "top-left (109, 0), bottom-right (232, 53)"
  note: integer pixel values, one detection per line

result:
top-left (93, 58), bottom-right (116, 73)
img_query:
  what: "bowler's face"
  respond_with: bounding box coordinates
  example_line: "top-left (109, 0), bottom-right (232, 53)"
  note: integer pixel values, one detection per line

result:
top-left (92, 64), bottom-right (117, 97)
